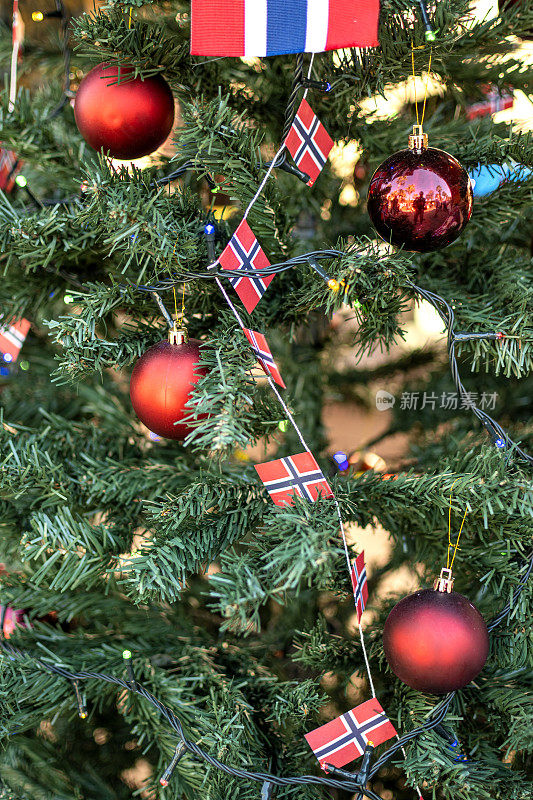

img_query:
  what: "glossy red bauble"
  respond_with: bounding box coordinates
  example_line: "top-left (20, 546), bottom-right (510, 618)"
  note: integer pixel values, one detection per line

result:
top-left (383, 588), bottom-right (489, 694)
top-left (130, 338), bottom-right (206, 440)
top-left (367, 146), bottom-right (473, 252)
top-left (74, 64), bottom-right (175, 160)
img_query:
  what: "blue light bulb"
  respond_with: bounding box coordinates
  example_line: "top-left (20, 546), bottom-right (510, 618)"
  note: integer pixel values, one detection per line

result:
top-left (204, 223), bottom-right (215, 235)
top-left (333, 451), bottom-right (349, 471)
top-left (3, 353), bottom-right (13, 363)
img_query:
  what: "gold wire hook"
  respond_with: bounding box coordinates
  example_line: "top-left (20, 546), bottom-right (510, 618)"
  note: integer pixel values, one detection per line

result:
top-left (446, 479), bottom-right (468, 570)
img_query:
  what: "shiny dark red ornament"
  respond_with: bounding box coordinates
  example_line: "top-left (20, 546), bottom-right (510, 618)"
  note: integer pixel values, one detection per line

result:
top-left (130, 333), bottom-right (206, 440)
top-left (74, 63), bottom-right (175, 160)
top-left (383, 570), bottom-right (489, 694)
top-left (367, 127), bottom-right (473, 252)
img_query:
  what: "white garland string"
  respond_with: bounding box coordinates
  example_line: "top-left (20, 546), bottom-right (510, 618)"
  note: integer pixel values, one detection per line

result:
top-left (214, 276), bottom-right (377, 698)
top-left (9, 1), bottom-right (21, 111)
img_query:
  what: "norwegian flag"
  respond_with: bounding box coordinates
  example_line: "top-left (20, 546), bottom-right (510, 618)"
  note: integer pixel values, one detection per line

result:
top-left (304, 698), bottom-right (397, 769)
top-left (351, 551), bottom-right (368, 623)
top-left (255, 451), bottom-right (333, 506)
top-left (285, 99), bottom-right (333, 187)
top-left (243, 328), bottom-right (285, 388)
top-left (0, 147), bottom-right (22, 193)
top-left (466, 87), bottom-right (514, 121)
top-left (190, 0), bottom-right (380, 58)
top-left (219, 220), bottom-right (274, 313)
top-left (0, 318), bottom-right (30, 362)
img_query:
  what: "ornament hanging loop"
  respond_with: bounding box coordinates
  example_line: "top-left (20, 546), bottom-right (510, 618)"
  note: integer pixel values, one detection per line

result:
top-left (408, 124), bottom-right (428, 152)
top-left (434, 567), bottom-right (454, 593)
top-left (169, 326), bottom-right (188, 345)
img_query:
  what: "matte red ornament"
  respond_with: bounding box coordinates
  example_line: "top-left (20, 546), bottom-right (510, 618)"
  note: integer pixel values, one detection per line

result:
top-left (367, 126), bottom-right (473, 252)
top-left (129, 333), bottom-right (206, 440)
top-left (383, 569), bottom-right (489, 694)
top-left (74, 63), bottom-right (175, 160)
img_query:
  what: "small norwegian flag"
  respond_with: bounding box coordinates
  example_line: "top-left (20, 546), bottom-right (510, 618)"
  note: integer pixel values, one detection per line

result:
top-left (0, 147), bottom-right (22, 193)
top-left (243, 328), bottom-right (285, 388)
top-left (351, 551), bottom-right (368, 623)
top-left (285, 99), bottom-right (333, 187)
top-left (255, 451), bottom-right (333, 506)
top-left (466, 87), bottom-right (514, 121)
top-left (304, 698), bottom-right (397, 769)
top-left (219, 220), bottom-right (273, 314)
top-left (0, 317), bottom-right (30, 362)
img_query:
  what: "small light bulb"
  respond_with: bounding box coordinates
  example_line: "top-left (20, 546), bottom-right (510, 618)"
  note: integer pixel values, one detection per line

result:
top-left (2, 353), bottom-right (13, 363)
top-left (32, 10), bottom-right (44, 21)
top-left (327, 278), bottom-right (340, 291)
top-left (495, 438), bottom-right (505, 449)
top-left (204, 223), bottom-right (215, 235)
top-left (278, 420), bottom-right (289, 432)
top-left (122, 649), bottom-right (132, 660)
top-left (15, 174), bottom-right (27, 188)
top-left (64, 294), bottom-right (73, 303)
top-left (333, 451), bottom-right (349, 471)
top-left (20, 360), bottom-right (29, 371)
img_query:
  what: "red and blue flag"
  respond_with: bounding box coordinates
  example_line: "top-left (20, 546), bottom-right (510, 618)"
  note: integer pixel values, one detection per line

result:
top-left (0, 317), bottom-right (30, 363)
top-left (255, 451), bottom-right (333, 506)
top-left (191, 0), bottom-right (380, 57)
top-left (285, 99), bottom-right (333, 187)
top-left (219, 220), bottom-right (274, 313)
top-left (304, 698), bottom-right (396, 768)
top-left (243, 328), bottom-right (286, 388)
top-left (351, 551), bottom-right (368, 623)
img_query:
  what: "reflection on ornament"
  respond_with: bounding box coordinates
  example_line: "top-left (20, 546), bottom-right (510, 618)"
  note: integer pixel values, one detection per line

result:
top-left (383, 568), bottom-right (489, 694)
top-left (367, 126), bottom-right (473, 252)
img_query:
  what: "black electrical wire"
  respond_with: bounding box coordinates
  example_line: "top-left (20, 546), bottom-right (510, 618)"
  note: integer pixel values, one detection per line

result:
top-left (0, 547), bottom-right (529, 800)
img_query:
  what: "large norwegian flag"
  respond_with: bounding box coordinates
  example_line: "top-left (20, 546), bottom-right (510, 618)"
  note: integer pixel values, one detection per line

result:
top-left (219, 220), bottom-right (274, 314)
top-left (0, 147), bottom-right (22, 193)
top-left (351, 551), bottom-right (368, 623)
top-left (285, 99), bottom-right (333, 187)
top-left (0, 317), bottom-right (30, 362)
top-left (190, 0), bottom-right (380, 58)
top-left (304, 699), bottom-right (397, 768)
top-left (243, 328), bottom-right (285, 388)
top-left (255, 451), bottom-right (333, 506)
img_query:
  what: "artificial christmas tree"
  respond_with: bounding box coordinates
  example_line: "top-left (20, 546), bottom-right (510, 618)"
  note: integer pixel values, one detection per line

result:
top-left (0, 1), bottom-right (532, 799)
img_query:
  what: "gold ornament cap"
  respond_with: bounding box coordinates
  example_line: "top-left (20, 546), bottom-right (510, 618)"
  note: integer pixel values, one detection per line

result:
top-left (408, 124), bottom-right (428, 152)
top-left (169, 326), bottom-right (188, 345)
top-left (433, 567), bottom-right (455, 593)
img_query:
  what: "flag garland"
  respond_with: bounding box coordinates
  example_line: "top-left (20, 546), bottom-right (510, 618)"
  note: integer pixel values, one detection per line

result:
top-left (351, 550), bottom-right (368, 623)
top-left (0, 147), bottom-right (22, 193)
top-left (190, 0), bottom-right (380, 58)
top-left (285, 99), bottom-right (333, 187)
top-left (254, 451), bottom-right (333, 506)
top-left (243, 328), bottom-right (286, 388)
top-left (304, 698), bottom-right (397, 768)
top-left (219, 220), bottom-right (274, 313)
top-left (466, 86), bottom-right (514, 121)
top-left (0, 317), bottom-right (30, 362)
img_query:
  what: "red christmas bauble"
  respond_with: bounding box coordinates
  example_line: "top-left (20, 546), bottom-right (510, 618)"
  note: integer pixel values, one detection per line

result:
top-left (130, 337), bottom-right (206, 440)
top-left (367, 144), bottom-right (473, 252)
top-left (383, 587), bottom-right (489, 694)
top-left (74, 64), bottom-right (175, 160)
